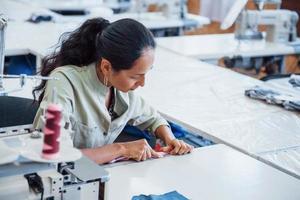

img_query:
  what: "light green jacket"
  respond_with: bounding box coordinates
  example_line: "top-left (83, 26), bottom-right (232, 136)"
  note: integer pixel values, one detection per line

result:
top-left (33, 63), bottom-right (168, 148)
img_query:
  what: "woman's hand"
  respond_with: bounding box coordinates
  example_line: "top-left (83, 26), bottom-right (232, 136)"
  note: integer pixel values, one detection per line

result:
top-left (121, 139), bottom-right (162, 162)
top-left (161, 139), bottom-right (193, 155)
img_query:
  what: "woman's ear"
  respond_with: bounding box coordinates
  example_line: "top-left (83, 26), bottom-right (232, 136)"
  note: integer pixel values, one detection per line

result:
top-left (100, 58), bottom-right (112, 76)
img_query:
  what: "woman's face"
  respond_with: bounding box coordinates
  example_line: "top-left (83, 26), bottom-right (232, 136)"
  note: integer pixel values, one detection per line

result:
top-left (109, 48), bottom-right (155, 92)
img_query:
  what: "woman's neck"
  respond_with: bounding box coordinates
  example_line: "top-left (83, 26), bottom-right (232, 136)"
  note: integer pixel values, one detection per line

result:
top-left (96, 64), bottom-right (111, 88)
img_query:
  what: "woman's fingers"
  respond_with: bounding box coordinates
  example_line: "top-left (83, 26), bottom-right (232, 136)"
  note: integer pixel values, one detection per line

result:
top-left (178, 141), bottom-right (194, 155)
top-left (178, 141), bottom-right (188, 155)
top-left (150, 148), bottom-right (163, 158)
top-left (187, 144), bottom-right (194, 152)
top-left (133, 143), bottom-right (157, 161)
top-left (170, 140), bottom-right (181, 155)
top-left (169, 139), bottom-right (194, 155)
top-left (141, 149), bottom-right (148, 161)
top-left (137, 147), bottom-right (162, 161)
top-left (160, 146), bottom-right (172, 153)
top-left (136, 149), bottom-right (145, 161)
top-left (127, 139), bottom-right (196, 161)
top-left (146, 148), bottom-right (152, 159)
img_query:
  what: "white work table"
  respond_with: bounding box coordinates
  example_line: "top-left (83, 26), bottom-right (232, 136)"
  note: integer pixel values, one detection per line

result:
top-left (104, 144), bottom-right (300, 200)
top-left (4, 21), bottom-right (211, 70)
top-left (3, 5), bottom-right (209, 66)
top-left (109, 12), bottom-right (210, 30)
top-left (16, 0), bottom-right (105, 11)
top-left (1, 0), bottom-right (113, 24)
top-left (0, 0), bottom-right (62, 22)
top-left (2, 0), bottom-right (209, 35)
top-left (5, 21), bottom-right (76, 57)
top-left (137, 47), bottom-right (300, 178)
top-left (4, 21), bottom-right (78, 70)
top-left (16, 0), bottom-right (207, 29)
top-left (156, 34), bottom-right (298, 61)
top-left (259, 146), bottom-right (300, 178)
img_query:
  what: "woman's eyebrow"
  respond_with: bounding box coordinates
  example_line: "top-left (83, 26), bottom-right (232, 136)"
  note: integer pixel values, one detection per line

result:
top-left (133, 65), bottom-right (154, 75)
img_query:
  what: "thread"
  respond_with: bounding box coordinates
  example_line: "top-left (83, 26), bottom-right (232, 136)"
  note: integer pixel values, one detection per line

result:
top-left (42, 103), bottom-right (62, 159)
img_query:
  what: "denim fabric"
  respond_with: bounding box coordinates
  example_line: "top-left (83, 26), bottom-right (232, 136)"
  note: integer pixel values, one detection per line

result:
top-left (132, 191), bottom-right (189, 200)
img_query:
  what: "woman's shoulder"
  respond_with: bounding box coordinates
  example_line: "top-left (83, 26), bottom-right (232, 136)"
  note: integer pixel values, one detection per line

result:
top-left (49, 65), bottom-right (90, 81)
top-left (51, 65), bottom-right (82, 76)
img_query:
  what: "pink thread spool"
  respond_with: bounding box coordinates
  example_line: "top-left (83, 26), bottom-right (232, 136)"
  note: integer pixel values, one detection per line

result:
top-left (42, 103), bottom-right (62, 159)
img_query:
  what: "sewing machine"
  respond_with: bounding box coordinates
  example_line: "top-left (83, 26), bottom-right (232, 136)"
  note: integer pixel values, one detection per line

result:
top-left (221, 0), bottom-right (298, 43)
top-left (219, 0), bottom-right (299, 73)
top-left (235, 9), bottom-right (298, 43)
top-left (0, 133), bottom-right (109, 200)
top-left (0, 18), bottom-right (109, 200)
top-left (253, 0), bottom-right (281, 10)
top-left (0, 98), bottom-right (109, 200)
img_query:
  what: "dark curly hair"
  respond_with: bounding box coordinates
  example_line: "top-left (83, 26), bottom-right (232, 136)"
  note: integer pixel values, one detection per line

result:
top-left (33, 17), bottom-right (156, 102)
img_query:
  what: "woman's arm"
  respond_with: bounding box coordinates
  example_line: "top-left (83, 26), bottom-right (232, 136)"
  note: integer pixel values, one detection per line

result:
top-left (127, 93), bottom-right (192, 156)
top-left (81, 125), bottom-right (193, 164)
top-left (154, 125), bottom-right (175, 144)
top-left (81, 143), bottom-right (124, 164)
top-left (81, 139), bottom-right (162, 164)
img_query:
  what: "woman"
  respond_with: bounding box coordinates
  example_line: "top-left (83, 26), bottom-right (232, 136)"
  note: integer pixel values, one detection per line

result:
top-left (33, 17), bottom-right (193, 164)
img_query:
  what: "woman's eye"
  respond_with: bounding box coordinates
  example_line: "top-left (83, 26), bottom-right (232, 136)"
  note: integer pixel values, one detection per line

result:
top-left (130, 76), bottom-right (139, 79)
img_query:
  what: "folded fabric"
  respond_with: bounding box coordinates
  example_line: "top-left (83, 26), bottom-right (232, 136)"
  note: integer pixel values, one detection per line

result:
top-left (283, 100), bottom-right (300, 110)
top-left (245, 85), bottom-right (300, 111)
top-left (123, 125), bottom-right (152, 140)
top-left (132, 191), bottom-right (189, 200)
top-left (289, 74), bottom-right (300, 87)
top-left (168, 121), bottom-right (187, 138)
top-left (245, 85), bottom-right (281, 102)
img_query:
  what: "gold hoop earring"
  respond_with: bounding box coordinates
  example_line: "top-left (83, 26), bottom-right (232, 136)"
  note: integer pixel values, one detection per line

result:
top-left (104, 76), bottom-right (108, 86)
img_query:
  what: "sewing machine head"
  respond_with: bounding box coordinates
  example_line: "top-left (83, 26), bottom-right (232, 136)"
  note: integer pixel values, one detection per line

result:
top-left (253, 0), bottom-right (281, 10)
top-left (235, 9), bottom-right (298, 43)
top-left (221, 0), bottom-right (298, 43)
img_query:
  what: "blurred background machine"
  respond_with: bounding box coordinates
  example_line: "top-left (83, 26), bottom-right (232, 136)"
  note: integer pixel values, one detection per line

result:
top-left (220, 0), bottom-right (299, 75)
top-left (105, 0), bottom-right (210, 37)
top-left (103, 0), bottom-right (131, 13)
top-left (104, 0), bottom-right (188, 18)
top-left (234, 0), bottom-right (298, 43)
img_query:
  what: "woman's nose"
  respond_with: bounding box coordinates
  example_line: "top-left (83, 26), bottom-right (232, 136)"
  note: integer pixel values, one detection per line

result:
top-left (139, 77), bottom-right (145, 87)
